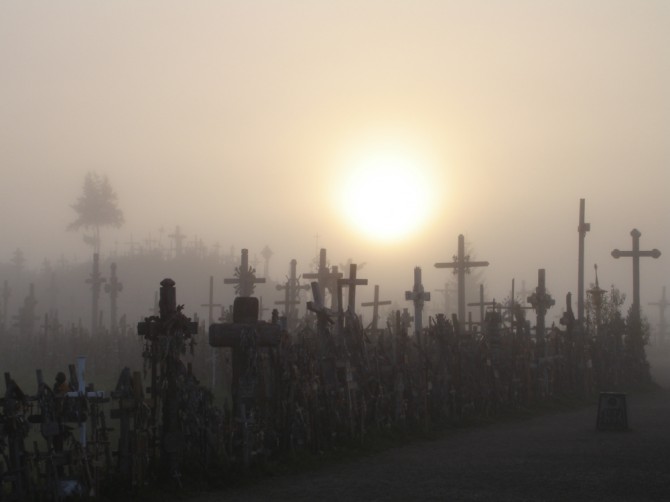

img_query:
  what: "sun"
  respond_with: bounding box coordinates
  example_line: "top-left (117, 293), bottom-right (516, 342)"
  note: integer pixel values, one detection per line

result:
top-left (336, 145), bottom-right (437, 242)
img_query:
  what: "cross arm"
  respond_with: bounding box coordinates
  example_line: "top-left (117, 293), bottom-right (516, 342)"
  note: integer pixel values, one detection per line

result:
top-left (611, 249), bottom-right (661, 259)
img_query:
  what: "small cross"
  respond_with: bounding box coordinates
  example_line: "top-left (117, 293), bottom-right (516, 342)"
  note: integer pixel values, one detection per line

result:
top-left (337, 263), bottom-right (368, 314)
top-left (405, 267), bottom-right (431, 343)
top-left (361, 285), bottom-right (392, 332)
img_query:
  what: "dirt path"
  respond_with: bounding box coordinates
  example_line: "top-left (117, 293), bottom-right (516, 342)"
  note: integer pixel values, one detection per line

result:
top-left (191, 388), bottom-right (670, 502)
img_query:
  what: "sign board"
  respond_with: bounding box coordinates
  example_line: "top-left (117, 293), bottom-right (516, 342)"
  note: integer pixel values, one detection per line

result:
top-left (596, 392), bottom-right (629, 431)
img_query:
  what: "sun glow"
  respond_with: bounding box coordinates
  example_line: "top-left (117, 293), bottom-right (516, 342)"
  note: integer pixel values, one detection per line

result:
top-left (337, 145), bottom-right (438, 242)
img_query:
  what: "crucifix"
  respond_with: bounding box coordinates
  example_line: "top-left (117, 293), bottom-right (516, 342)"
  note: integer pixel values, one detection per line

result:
top-left (303, 248), bottom-right (343, 311)
top-left (200, 276), bottom-right (222, 327)
top-left (404, 267), bottom-right (431, 345)
top-left (527, 268), bottom-right (555, 357)
top-left (86, 253), bottom-right (106, 336)
top-left (224, 248), bottom-right (266, 297)
top-left (435, 234), bottom-right (489, 334)
top-left (168, 225), bottom-right (186, 258)
top-left (611, 228), bottom-right (661, 321)
top-left (649, 287), bottom-right (669, 346)
top-left (275, 259), bottom-right (309, 331)
top-left (362, 285), bottom-right (392, 333)
top-left (467, 284), bottom-right (497, 329)
top-left (337, 263), bottom-right (368, 315)
top-left (104, 262), bottom-right (123, 334)
top-left (577, 198), bottom-right (591, 324)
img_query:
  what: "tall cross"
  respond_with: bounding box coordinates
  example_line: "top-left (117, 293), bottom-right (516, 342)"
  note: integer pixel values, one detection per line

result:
top-left (337, 263), bottom-right (368, 314)
top-left (168, 225), bottom-right (186, 258)
top-left (577, 198), bottom-right (591, 324)
top-left (435, 234), bottom-right (489, 334)
top-left (649, 287), bottom-right (669, 346)
top-left (303, 248), bottom-right (343, 311)
top-left (527, 268), bottom-right (554, 357)
top-left (467, 284), bottom-right (497, 329)
top-left (104, 262), bottom-right (123, 334)
top-left (224, 248), bottom-right (266, 297)
top-left (405, 267), bottom-right (431, 344)
top-left (200, 276), bottom-right (222, 327)
top-left (362, 285), bottom-right (392, 332)
top-left (86, 253), bottom-right (106, 335)
top-left (611, 228), bottom-right (661, 321)
top-left (275, 259), bottom-right (309, 331)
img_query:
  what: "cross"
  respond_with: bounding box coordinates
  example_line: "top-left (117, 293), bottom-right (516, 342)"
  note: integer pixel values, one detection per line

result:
top-left (337, 263), bottom-right (368, 314)
top-left (498, 278), bottom-right (532, 329)
top-left (104, 262), bottom-right (123, 334)
top-left (467, 284), bottom-right (497, 328)
top-left (527, 268), bottom-right (555, 356)
top-left (405, 267), bottom-right (431, 345)
top-left (303, 248), bottom-right (343, 311)
top-left (200, 276), bottom-right (222, 327)
top-left (85, 253), bottom-right (106, 335)
top-left (577, 198), bottom-right (591, 324)
top-left (275, 259), bottom-right (309, 331)
top-left (168, 225), bottom-right (186, 258)
top-left (649, 287), bottom-right (669, 346)
top-left (435, 234), bottom-right (489, 334)
top-left (1, 280), bottom-right (10, 333)
top-left (307, 281), bottom-right (335, 356)
top-left (362, 284), bottom-right (392, 332)
top-left (611, 228), bottom-right (661, 321)
top-left (224, 248), bottom-right (266, 297)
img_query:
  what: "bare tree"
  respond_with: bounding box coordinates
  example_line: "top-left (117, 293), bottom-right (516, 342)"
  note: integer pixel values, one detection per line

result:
top-left (68, 172), bottom-right (124, 254)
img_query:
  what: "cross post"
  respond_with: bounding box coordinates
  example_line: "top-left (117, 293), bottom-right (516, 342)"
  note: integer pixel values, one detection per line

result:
top-left (435, 234), bottom-right (489, 334)
top-left (200, 276), bottom-right (222, 327)
top-left (337, 263), bottom-right (368, 315)
top-left (611, 228), bottom-right (661, 321)
top-left (362, 284), bottom-right (392, 332)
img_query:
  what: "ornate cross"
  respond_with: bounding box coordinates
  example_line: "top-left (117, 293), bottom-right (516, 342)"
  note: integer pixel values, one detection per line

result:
top-left (527, 268), bottom-right (554, 356)
top-left (611, 228), bottom-right (661, 321)
top-left (224, 248), bottom-right (266, 297)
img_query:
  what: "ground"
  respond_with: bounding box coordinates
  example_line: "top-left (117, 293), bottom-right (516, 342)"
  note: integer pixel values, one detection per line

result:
top-left (187, 356), bottom-right (670, 502)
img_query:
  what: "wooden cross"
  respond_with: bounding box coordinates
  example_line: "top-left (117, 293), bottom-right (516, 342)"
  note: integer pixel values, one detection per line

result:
top-left (168, 225), bottom-right (186, 258)
top-left (303, 248), bottom-right (343, 311)
top-left (649, 287), bottom-right (669, 346)
top-left (577, 198), bottom-right (591, 324)
top-left (362, 285), bottom-right (392, 332)
top-left (527, 268), bottom-right (554, 356)
top-left (467, 284), bottom-right (497, 328)
top-left (435, 234), bottom-right (489, 333)
top-left (405, 267), bottom-right (431, 344)
top-left (224, 248), bottom-right (266, 297)
top-left (104, 262), bottom-right (123, 334)
top-left (337, 263), bottom-right (368, 314)
top-left (611, 228), bottom-right (661, 321)
top-left (86, 253), bottom-right (106, 335)
top-left (275, 259), bottom-right (309, 331)
top-left (200, 276), bottom-right (222, 327)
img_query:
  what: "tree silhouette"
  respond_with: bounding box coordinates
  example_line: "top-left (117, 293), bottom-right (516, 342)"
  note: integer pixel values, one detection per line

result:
top-left (68, 172), bottom-right (124, 254)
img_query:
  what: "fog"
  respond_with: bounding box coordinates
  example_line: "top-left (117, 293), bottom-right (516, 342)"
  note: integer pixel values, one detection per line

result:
top-left (1, 1), bottom-right (668, 334)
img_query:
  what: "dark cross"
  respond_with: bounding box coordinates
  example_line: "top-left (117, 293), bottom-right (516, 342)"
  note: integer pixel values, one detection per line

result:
top-left (405, 267), bottom-right (431, 344)
top-left (649, 287), bottom-right (669, 346)
top-left (611, 228), bottom-right (661, 321)
top-left (1, 280), bottom-right (10, 333)
top-left (260, 245), bottom-right (273, 279)
top-left (435, 234), bottom-right (489, 334)
top-left (224, 248), bottom-right (266, 297)
top-left (587, 265), bottom-right (607, 334)
top-left (200, 276), bottom-right (222, 327)
top-left (275, 259), bottom-right (309, 331)
top-left (467, 284), bottom-right (497, 328)
top-left (337, 263), bottom-right (368, 314)
top-left (362, 285), bottom-right (392, 332)
top-left (104, 262), bottom-right (123, 334)
top-left (168, 225), bottom-right (186, 258)
top-left (577, 198), bottom-right (591, 324)
top-left (527, 268), bottom-right (555, 357)
top-left (303, 248), bottom-right (343, 311)
top-left (86, 253), bottom-right (106, 335)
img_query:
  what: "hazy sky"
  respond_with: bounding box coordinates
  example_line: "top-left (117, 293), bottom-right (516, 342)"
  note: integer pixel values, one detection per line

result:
top-left (1, 1), bottom-right (668, 323)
